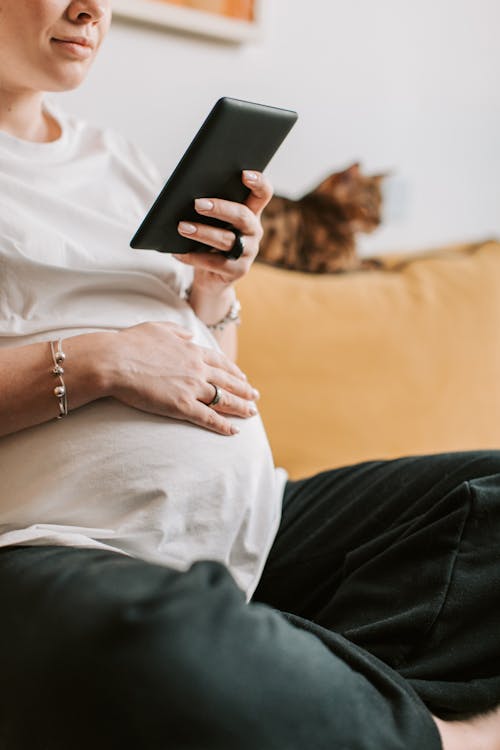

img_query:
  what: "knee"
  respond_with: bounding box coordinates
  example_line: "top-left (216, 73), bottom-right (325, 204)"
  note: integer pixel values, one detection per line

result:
top-left (436, 450), bottom-right (500, 511)
top-left (453, 451), bottom-right (500, 506)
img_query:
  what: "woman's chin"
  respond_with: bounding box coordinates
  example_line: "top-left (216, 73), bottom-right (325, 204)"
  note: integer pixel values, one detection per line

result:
top-left (43, 68), bottom-right (92, 93)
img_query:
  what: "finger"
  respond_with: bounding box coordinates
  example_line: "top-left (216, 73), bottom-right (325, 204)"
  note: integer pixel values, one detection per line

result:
top-left (193, 197), bottom-right (259, 235)
top-left (186, 400), bottom-right (241, 436)
top-left (178, 220), bottom-right (247, 255)
top-left (198, 383), bottom-right (257, 420)
top-left (201, 348), bottom-right (251, 384)
top-left (242, 171), bottom-right (274, 216)
top-left (205, 368), bottom-right (259, 402)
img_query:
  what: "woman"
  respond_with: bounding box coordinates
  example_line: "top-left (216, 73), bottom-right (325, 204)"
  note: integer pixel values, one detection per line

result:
top-left (0, 2), bottom-right (499, 748)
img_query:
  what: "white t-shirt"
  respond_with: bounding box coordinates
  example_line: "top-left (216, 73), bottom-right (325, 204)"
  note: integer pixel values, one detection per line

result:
top-left (0, 103), bottom-right (286, 599)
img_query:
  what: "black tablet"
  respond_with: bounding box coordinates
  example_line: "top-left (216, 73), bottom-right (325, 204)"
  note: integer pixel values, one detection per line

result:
top-left (130, 97), bottom-right (298, 256)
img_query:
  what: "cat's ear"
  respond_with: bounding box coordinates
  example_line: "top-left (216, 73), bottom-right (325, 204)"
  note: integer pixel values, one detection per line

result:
top-left (309, 163), bottom-right (360, 197)
top-left (342, 162), bottom-right (361, 180)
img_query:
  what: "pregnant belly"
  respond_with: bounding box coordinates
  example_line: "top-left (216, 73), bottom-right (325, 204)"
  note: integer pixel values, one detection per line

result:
top-left (0, 398), bottom-right (278, 537)
top-left (0, 399), bottom-right (284, 599)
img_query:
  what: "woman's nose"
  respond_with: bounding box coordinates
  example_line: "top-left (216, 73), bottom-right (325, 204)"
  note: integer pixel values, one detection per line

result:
top-left (67, 0), bottom-right (109, 24)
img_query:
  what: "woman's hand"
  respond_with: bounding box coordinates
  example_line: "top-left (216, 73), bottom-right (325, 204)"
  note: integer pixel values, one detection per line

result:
top-left (107, 321), bottom-right (259, 436)
top-left (174, 170), bottom-right (273, 293)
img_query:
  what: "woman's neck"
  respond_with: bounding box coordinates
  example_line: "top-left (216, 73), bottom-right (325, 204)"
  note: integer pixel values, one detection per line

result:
top-left (0, 88), bottom-right (61, 143)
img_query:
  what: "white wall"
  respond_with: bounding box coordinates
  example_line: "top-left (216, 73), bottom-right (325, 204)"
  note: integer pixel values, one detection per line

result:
top-left (57, 0), bottom-right (500, 255)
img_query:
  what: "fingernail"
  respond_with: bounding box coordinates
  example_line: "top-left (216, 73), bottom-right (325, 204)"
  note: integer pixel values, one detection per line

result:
top-left (230, 425), bottom-right (240, 435)
top-left (252, 388), bottom-right (260, 400)
top-left (249, 405), bottom-right (258, 416)
top-left (178, 222), bottom-right (197, 234)
top-left (195, 198), bottom-right (214, 211)
top-left (243, 170), bottom-right (258, 182)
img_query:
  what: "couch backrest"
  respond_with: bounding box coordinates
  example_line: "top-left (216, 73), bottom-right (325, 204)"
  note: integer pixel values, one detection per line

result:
top-left (237, 241), bottom-right (500, 478)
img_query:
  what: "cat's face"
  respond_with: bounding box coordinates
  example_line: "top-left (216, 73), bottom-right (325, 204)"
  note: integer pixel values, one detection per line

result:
top-left (314, 163), bottom-right (386, 233)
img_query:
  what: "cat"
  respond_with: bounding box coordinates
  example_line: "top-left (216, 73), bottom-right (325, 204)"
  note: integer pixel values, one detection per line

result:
top-left (258, 162), bottom-right (386, 273)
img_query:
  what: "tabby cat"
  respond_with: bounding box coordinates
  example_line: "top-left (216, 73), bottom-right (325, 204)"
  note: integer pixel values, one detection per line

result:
top-left (258, 162), bottom-right (385, 273)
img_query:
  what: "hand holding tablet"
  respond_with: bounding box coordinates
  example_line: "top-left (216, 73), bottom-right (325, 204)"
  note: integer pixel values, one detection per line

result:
top-left (130, 97), bottom-right (298, 259)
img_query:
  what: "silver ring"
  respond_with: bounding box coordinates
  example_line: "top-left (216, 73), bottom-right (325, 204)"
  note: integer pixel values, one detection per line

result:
top-left (228, 230), bottom-right (245, 260)
top-left (207, 383), bottom-right (222, 407)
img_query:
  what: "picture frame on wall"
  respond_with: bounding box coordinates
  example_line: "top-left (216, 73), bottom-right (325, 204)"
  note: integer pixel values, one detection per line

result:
top-left (112, 0), bottom-right (262, 43)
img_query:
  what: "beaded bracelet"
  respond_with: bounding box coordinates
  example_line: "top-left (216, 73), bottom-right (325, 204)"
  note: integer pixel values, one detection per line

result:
top-left (206, 297), bottom-right (242, 332)
top-left (50, 339), bottom-right (68, 419)
top-left (184, 285), bottom-right (242, 332)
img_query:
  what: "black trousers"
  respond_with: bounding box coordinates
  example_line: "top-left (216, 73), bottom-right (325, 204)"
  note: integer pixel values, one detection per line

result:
top-left (1, 451), bottom-right (499, 749)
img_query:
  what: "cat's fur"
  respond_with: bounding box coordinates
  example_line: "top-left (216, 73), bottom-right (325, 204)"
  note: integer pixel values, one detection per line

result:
top-left (258, 163), bottom-right (385, 273)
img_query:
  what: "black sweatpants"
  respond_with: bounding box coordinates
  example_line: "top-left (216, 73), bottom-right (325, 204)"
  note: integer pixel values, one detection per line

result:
top-left (1, 451), bottom-right (499, 749)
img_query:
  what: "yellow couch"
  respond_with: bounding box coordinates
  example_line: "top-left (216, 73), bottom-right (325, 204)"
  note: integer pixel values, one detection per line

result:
top-left (236, 239), bottom-right (500, 479)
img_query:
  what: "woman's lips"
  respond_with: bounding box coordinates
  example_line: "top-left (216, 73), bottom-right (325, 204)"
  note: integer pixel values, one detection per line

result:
top-left (51, 37), bottom-right (94, 59)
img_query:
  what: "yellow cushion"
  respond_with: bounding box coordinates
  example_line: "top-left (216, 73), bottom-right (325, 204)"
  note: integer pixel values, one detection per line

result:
top-left (236, 240), bottom-right (500, 479)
